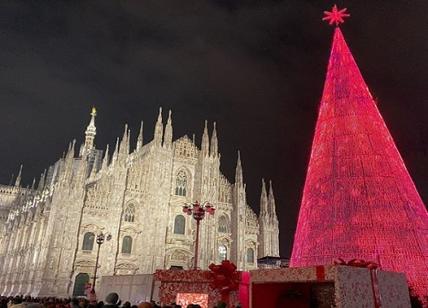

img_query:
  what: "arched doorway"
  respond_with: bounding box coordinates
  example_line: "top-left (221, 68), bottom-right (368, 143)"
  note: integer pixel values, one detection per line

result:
top-left (73, 273), bottom-right (90, 296)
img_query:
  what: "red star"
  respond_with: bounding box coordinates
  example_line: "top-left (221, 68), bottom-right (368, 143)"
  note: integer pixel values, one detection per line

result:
top-left (322, 5), bottom-right (350, 26)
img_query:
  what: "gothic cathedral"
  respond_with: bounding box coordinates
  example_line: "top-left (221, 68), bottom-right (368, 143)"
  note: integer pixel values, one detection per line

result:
top-left (0, 108), bottom-right (279, 297)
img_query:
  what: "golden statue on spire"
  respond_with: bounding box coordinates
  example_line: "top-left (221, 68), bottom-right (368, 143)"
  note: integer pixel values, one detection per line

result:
top-left (91, 106), bottom-right (97, 117)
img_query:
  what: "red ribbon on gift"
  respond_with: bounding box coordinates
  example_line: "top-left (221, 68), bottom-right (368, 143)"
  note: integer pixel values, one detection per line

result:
top-left (334, 258), bottom-right (381, 308)
top-left (209, 260), bottom-right (240, 305)
top-left (316, 265), bottom-right (325, 281)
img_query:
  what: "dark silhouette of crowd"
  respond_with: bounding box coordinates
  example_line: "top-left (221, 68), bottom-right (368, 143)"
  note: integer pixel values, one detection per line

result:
top-left (0, 293), bottom-right (228, 308)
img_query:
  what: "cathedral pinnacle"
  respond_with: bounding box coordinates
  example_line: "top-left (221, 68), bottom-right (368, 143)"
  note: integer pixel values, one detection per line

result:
top-left (102, 144), bottom-right (110, 170)
top-left (137, 121), bottom-right (144, 150)
top-left (119, 124), bottom-right (129, 156)
top-left (163, 110), bottom-right (173, 149)
top-left (210, 122), bottom-right (218, 157)
top-left (260, 178), bottom-right (268, 217)
top-left (38, 169), bottom-right (46, 191)
top-left (268, 180), bottom-right (278, 223)
top-left (112, 137), bottom-right (119, 164)
top-left (154, 107), bottom-right (164, 146)
top-left (14, 164), bottom-right (23, 187)
top-left (201, 120), bottom-right (209, 157)
top-left (235, 151), bottom-right (243, 186)
top-left (83, 107), bottom-right (97, 156)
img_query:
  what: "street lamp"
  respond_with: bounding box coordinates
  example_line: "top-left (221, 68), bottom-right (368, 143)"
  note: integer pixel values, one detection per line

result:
top-left (183, 201), bottom-right (215, 269)
top-left (92, 232), bottom-right (111, 292)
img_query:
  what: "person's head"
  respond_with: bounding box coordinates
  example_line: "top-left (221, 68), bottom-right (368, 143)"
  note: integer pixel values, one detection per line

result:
top-left (122, 302), bottom-right (131, 308)
top-left (105, 293), bottom-right (119, 306)
top-left (71, 298), bottom-right (79, 306)
top-left (137, 302), bottom-right (152, 308)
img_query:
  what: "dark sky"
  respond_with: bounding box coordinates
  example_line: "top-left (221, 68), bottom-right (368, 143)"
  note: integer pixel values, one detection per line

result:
top-left (1, 0), bottom-right (427, 258)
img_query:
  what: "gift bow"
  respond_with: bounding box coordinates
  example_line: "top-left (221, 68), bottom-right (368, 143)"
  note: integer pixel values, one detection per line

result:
top-left (209, 260), bottom-right (240, 296)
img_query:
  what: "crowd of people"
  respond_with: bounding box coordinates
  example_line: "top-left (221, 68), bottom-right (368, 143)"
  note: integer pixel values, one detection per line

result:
top-left (0, 293), bottom-right (222, 308)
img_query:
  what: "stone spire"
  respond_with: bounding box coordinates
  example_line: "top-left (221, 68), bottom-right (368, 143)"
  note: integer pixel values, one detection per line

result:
top-left (83, 107), bottom-right (97, 155)
top-left (210, 122), bottom-right (218, 157)
top-left (31, 178), bottom-right (36, 190)
top-left (38, 169), bottom-right (46, 191)
top-left (66, 140), bottom-right (76, 161)
top-left (268, 180), bottom-right (279, 257)
top-left (119, 124), bottom-right (129, 157)
top-left (112, 137), bottom-right (119, 164)
top-left (268, 180), bottom-right (278, 223)
top-left (136, 121), bottom-right (144, 150)
top-left (102, 144), bottom-right (109, 170)
top-left (259, 179), bottom-right (268, 217)
top-left (201, 120), bottom-right (209, 157)
top-left (235, 151), bottom-right (243, 188)
top-left (14, 164), bottom-right (23, 187)
top-left (62, 140), bottom-right (76, 182)
top-left (154, 107), bottom-right (163, 147)
top-left (163, 110), bottom-right (173, 149)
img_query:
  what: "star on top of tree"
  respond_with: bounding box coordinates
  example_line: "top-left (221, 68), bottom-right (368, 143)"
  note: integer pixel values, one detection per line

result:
top-left (322, 5), bottom-right (350, 26)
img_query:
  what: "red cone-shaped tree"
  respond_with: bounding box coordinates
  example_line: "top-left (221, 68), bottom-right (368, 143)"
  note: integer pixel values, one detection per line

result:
top-left (290, 25), bottom-right (428, 298)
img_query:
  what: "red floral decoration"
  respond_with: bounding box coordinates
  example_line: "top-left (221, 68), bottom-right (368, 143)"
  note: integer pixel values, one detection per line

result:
top-left (209, 260), bottom-right (240, 304)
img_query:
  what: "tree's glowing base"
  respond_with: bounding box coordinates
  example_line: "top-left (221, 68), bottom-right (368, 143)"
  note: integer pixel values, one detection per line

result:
top-left (290, 27), bottom-right (428, 299)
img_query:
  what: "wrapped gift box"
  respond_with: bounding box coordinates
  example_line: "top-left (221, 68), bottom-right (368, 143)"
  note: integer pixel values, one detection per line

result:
top-left (250, 265), bottom-right (411, 308)
top-left (154, 269), bottom-right (249, 308)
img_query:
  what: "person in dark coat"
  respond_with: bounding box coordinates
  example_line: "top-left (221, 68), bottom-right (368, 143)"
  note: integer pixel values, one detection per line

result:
top-left (103, 293), bottom-right (120, 308)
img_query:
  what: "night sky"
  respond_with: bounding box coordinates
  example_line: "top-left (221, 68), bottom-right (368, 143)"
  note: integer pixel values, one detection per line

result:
top-left (1, 1), bottom-right (427, 258)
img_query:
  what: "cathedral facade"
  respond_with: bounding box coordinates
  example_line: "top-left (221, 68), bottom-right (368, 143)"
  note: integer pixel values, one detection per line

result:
top-left (0, 108), bottom-right (279, 297)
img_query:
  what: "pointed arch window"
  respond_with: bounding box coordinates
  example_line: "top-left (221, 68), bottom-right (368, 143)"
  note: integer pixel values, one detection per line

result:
top-left (218, 215), bottom-right (229, 233)
top-left (174, 215), bottom-right (185, 235)
top-left (122, 236), bottom-right (133, 254)
top-left (82, 232), bottom-right (95, 251)
top-left (246, 248), bottom-right (255, 264)
top-left (175, 170), bottom-right (187, 196)
top-left (123, 203), bottom-right (135, 222)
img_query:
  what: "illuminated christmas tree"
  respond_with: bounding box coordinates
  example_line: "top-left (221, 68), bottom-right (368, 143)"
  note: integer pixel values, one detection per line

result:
top-left (290, 5), bottom-right (428, 298)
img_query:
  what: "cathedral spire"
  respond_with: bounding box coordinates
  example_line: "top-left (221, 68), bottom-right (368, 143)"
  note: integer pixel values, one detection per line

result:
top-left (235, 150), bottom-right (243, 187)
top-left (260, 178), bottom-right (268, 217)
top-left (38, 169), bottom-right (46, 191)
top-left (137, 121), bottom-right (144, 150)
top-left (154, 107), bottom-right (163, 146)
top-left (210, 122), bottom-right (218, 157)
top-left (66, 140), bottom-right (76, 161)
top-left (83, 107), bottom-right (97, 156)
top-left (102, 144), bottom-right (109, 170)
top-left (14, 164), bottom-right (23, 187)
top-left (201, 120), bottom-right (209, 157)
top-left (163, 110), bottom-right (173, 149)
top-left (112, 137), bottom-right (119, 164)
top-left (119, 124), bottom-right (129, 156)
top-left (268, 180), bottom-right (278, 223)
